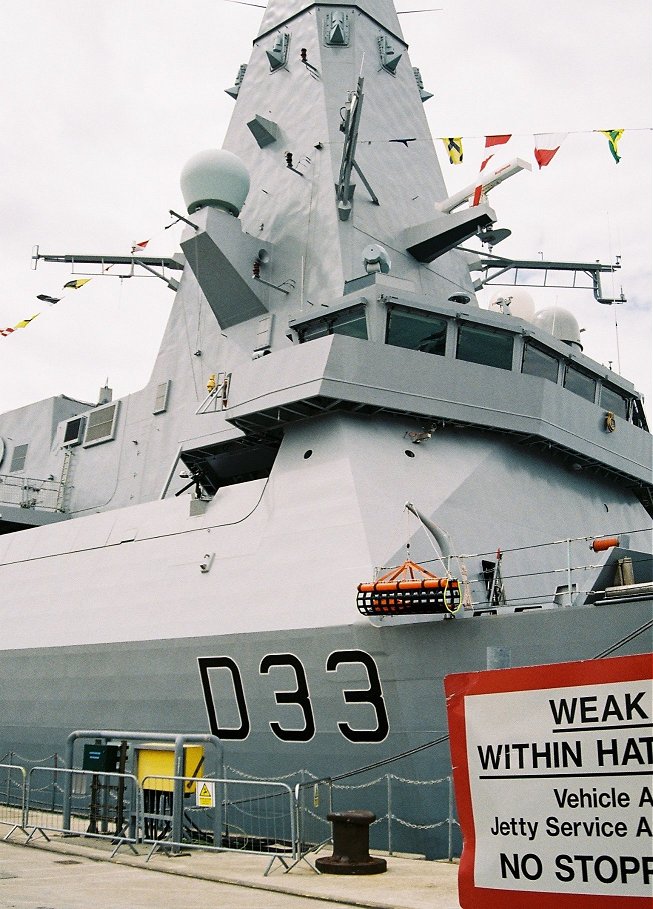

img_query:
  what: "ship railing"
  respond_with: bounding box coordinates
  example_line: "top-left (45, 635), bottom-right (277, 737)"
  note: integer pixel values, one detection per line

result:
top-left (404, 526), bottom-right (653, 613)
top-left (140, 774), bottom-right (297, 874)
top-left (0, 473), bottom-right (63, 512)
top-left (294, 772), bottom-right (458, 864)
top-left (23, 766), bottom-right (142, 856)
top-left (0, 764), bottom-right (28, 841)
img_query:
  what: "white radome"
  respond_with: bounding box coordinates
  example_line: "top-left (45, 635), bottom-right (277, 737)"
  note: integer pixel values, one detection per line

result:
top-left (180, 148), bottom-right (251, 216)
top-left (532, 306), bottom-right (583, 348)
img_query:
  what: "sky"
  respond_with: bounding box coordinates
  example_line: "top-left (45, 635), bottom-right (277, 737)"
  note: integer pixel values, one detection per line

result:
top-left (0, 0), bottom-right (650, 419)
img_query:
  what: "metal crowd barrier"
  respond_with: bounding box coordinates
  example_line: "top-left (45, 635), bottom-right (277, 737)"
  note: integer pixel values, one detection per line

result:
top-left (0, 763), bottom-right (27, 840)
top-left (24, 767), bottom-right (142, 856)
top-left (4, 759), bottom-right (460, 870)
top-left (141, 774), bottom-right (297, 874)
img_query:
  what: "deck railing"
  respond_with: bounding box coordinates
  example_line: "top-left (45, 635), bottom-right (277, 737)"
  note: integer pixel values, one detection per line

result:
top-left (0, 473), bottom-right (63, 512)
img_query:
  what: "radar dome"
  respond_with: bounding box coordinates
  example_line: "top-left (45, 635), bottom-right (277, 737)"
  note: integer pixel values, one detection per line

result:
top-left (533, 307), bottom-right (583, 350)
top-left (180, 149), bottom-right (250, 216)
top-left (488, 289), bottom-right (535, 321)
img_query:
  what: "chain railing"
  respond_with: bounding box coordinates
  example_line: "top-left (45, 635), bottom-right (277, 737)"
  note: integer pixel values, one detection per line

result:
top-left (295, 771), bottom-right (458, 862)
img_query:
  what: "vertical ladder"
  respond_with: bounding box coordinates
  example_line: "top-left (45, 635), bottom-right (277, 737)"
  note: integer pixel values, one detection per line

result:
top-left (56, 448), bottom-right (73, 512)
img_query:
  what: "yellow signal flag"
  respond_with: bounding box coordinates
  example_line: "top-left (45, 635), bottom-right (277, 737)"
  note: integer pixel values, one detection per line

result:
top-left (442, 137), bottom-right (463, 164)
top-left (2, 313), bottom-right (39, 337)
top-left (63, 278), bottom-right (92, 290)
top-left (14, 314), bottom-right (39, 329)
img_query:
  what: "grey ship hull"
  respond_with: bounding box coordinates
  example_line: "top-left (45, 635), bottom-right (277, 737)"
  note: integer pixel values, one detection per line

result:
top-left (3, 597), bottom-right (651, 857)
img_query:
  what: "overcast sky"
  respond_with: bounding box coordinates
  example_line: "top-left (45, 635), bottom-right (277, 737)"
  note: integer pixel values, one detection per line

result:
top-left (0, 0), bottom-right (650, 419)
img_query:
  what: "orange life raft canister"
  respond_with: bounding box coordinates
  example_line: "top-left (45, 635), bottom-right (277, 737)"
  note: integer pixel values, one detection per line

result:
top-left (357, 560), bottom-right (460, 617)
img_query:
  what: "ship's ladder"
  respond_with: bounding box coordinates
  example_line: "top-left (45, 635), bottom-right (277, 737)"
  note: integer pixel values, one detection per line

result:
top-left (196, 371), bottom-right (231, 414)
top-left (56, 447), bottom-right (73, 512)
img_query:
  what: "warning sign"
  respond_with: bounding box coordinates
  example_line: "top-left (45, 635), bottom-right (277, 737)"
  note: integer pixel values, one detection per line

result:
top-left (195, 781), bottom-right (215, 808)
top-left (445, 653), bottom-right (652, 908)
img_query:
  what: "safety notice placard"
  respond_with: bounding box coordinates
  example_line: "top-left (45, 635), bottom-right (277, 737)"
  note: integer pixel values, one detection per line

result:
top-left (195, 780), bottom-right (215, 808)
top-left (445, 653), bottom-right (652, 908)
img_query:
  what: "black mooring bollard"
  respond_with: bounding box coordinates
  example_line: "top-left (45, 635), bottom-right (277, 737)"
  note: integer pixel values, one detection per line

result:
top-left (315, 809), bottom-right (387, 875)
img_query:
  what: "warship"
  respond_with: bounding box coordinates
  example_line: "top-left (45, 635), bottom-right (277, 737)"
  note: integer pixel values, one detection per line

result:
top-left (0, 0), bottom-right (651, 858)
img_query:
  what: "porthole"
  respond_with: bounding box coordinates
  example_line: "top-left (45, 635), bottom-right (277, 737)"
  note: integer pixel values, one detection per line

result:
top-left (304, 449), bottom-right (313, 459)
top-left (404, 449), bottom-right (415, 458)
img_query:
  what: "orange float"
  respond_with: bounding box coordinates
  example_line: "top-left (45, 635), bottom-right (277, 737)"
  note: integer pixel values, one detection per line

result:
top-left (591, 537), bottom-right (620, 552)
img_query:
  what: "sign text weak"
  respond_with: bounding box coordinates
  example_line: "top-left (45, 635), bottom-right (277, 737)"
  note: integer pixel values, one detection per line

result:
top-left (445, 653), bottom-right (652, 908)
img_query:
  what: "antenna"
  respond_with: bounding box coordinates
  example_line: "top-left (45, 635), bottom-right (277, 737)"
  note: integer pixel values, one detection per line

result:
top-left (222, 0), bottom-right (265, 8)
top-left (335, 77), bottom-right (379, 220)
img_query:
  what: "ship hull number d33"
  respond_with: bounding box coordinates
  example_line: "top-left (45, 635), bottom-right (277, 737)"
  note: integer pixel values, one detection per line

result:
top-left (198, 649), bottom-right (390, 743)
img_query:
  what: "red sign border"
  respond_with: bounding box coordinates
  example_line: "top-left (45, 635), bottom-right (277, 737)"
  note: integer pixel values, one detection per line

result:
top-left (445, 652), bottom-right (653, 908)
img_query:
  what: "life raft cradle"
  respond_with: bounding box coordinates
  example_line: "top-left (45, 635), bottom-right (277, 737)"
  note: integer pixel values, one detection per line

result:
top-left (357, 559), bottom-right (461, 617)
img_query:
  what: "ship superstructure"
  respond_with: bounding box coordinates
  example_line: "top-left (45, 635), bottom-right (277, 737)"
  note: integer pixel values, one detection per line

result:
top-left (0, 0), bottom-right (651, 858)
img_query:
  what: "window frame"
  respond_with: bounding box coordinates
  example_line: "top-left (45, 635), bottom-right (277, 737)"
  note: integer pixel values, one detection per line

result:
top-left (521, 341), bottom-right (561, 384)
top-left (455, 322), bottom-right (514, 371)
top-left (297, 304), bottom-right (368, 343)
top-left (385, 304), bottom-right (449, 357)
top-left (563, 363), bottom-right (597, 403)
top-left (600, 383), bottom-right (630, 421)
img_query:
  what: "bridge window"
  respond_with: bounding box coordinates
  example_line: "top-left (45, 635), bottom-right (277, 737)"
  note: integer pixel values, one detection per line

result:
top-left (522, 343), bottom-right (559, 383)
top-left (564, 365), bottom-right (596, 402)
top-left (386, 306), bottom-right (447, 355)
top-left (632, 398), bottom-right (649, 430)
top-left (600, 384), bottom-right (629, 420)
top-left (298, 305), bottom-right (367, 342)
top-left (456, 324), bottom-right (513, 370)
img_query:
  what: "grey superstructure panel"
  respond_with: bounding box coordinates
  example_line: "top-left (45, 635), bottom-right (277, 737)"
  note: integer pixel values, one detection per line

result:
top-left (225, 335), bottom-right (652, 484)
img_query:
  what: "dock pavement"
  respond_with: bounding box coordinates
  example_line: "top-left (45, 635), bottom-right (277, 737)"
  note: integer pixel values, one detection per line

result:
top-left (0, 834), bottom-right (461, 909)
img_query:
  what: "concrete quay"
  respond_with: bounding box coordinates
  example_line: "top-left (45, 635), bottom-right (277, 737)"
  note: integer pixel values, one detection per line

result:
top-left (0, 835), bottom-right (461, 909)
